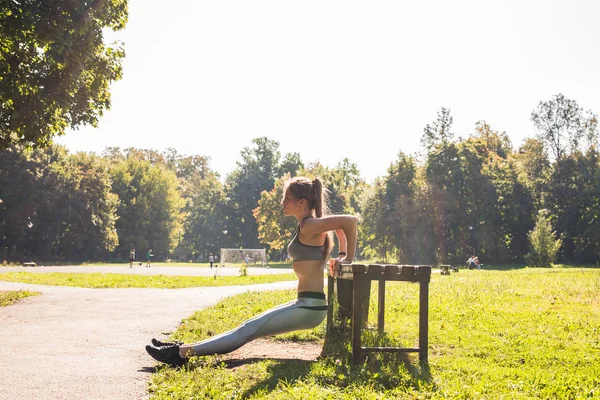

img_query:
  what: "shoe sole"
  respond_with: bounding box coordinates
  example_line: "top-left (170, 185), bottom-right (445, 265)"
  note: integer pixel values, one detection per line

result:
top-left (145, 345), bottom-right (186, 366)
top-left (151, 338), bottom-right (182, 347)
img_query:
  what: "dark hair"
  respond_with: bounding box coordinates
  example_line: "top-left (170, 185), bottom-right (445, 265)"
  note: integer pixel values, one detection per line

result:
top-left (284, 176), bottom-right (333, 260)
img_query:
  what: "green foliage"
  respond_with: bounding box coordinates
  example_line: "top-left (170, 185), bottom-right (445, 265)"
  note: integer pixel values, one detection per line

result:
top-left (109, 154), bottom-right (183, 261)
top-left (531, 93), bottom-right (599, 160)
top-left (0, 271), bottom-right (297, 288)
top-left (254, 174), bottom-right (295, 253)
top-left (0, 0), bottom-right (128, 149)
top-left (0, 145), bottom-right (119, 261)
top-left (421, 107), bottom-right (454, 151)
top-left (3, 115), bottom-right (600, 267)
top-left (0, 290), bottom-right (39, 306)
top-left (525, 211), bottom-right (562, 267)
top-left (225, 137), bottom-right (283, 249)
top-left (545, 149), bottom-right (600, 263)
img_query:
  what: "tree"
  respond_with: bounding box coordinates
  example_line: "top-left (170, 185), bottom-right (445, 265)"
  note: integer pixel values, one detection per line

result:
top-left (545, 149), bottom-right (600, 263)
top-left (0, 0), bottom-right (128, 149)
top-left (0, 145), bottom-right (52, 260)
top-left (421, 107), bottom-right (454, 151)
top-left (512, 138), bottom-right (550, 211)
top-left (253, 174), bottom-right (296, 259)
top-left (276, 152), bottom-right (304, 179)
top-left (110, 157), bottom-right (183, 261)
top-left (525, 210), bottom-right (562, 267)
top-left (530, 94), bottom-right (599, 160)
top-left (359, 180), bottom-right (394, 262)
top-left (31, 151), bottom-right (119, 261)
top-left (182, 169), bottom-right (228, 260)
top-left (0, 145), bottom-right (119, 262)
top-left (225, 137), bottom-right (282, 248)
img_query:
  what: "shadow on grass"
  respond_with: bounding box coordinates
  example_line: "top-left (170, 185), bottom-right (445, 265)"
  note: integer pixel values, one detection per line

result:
top-left (319, 321), bottom-right (435, 391)
top-left (227, 358), bottom-right (315, 398)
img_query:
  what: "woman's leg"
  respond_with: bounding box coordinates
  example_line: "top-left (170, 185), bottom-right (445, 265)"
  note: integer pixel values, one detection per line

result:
top-left (181, 292), bottom-right (327, 357)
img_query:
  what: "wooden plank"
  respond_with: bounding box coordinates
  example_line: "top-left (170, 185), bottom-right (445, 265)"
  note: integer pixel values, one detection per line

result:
top-left (368, 264), bottom-right (384, 274)
top-left (352, 264), bottom-right (367, 273)
top-left (401, 265), bottom-right (416, 275)
top-left (417, 265), bottom-right (432, 275)
top-left (384, 265), bottom-right (398, 275)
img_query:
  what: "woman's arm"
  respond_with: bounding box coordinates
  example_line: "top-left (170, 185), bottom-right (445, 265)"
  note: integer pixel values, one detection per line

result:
top-left (335, 229), bottom-right (347, 255)
top-left (302, 215), bottom-right (357, 262)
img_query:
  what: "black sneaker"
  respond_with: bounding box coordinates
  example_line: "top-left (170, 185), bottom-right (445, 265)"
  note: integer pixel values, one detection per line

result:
top-left (145, 344), bottom-right (186, 366)
top-left (151, 338), bottom-right (183, 347)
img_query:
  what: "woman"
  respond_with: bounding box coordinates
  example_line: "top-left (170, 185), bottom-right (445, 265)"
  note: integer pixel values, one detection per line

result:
top-left (145, 176), bottom-right (357, 366)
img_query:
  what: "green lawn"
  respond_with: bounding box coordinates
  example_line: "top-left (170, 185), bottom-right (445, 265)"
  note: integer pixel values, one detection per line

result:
top-left (148, 267), bottom-right (600, 399)
top-left (0, 272), bottom-right (298, 288)
top-left (0, 290), bottom-right (40, 306)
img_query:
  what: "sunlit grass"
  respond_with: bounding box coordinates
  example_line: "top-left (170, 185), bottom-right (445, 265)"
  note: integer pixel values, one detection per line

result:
top-left (148, 267), bottom-right (600, 399)
top-left (0, 290), bottom-right (40, 306)
top-left (0, 272), bottom-right (298, 288)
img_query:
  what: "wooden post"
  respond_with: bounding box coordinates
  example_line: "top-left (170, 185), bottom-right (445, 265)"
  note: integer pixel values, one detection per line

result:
top-left (419, 278), bottom-right (429, 361)
top-left (327, 276), bottom-right (334, 331)
top-left (336, 279), bottom-right (353, 319)
top-left (377, 279), bottom-right (385, 334)
top-left (352, 278), bottom-right (369, 363)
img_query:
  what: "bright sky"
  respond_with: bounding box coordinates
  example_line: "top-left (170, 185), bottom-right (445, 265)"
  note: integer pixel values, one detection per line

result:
top-left (55, 0), bottom-right (600, 183)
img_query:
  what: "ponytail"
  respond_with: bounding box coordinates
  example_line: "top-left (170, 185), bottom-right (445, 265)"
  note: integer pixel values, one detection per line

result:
top-left (285, 176), bottom-right (334, 261)
top-left (312, 177), bottom-right (333, 260)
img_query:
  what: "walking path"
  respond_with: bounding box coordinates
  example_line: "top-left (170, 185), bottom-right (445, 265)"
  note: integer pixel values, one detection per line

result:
top-left (0, 274), bottom-right (298, 400)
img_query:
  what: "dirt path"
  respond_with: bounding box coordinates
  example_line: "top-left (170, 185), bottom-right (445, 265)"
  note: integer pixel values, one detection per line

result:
top-left (0, 279), bottom-right (299, 400)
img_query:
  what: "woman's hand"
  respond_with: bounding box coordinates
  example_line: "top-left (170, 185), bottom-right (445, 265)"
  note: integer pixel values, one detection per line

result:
top-left (329, 257), bottom-right (345, 275)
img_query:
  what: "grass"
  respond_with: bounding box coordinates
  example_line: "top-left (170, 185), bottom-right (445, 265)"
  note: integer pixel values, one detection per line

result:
top-left (0, 261), bottom-right (294, 269)
top-left (148, 267), bottom-right (600, 399)
top-left (0, 272), bottom-right (298, 288)
top-left (0, 290), bottom-right (40, 306)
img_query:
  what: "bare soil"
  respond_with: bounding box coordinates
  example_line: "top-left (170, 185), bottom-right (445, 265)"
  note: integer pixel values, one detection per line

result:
top-left (219, 338), bottom-right (323, 370)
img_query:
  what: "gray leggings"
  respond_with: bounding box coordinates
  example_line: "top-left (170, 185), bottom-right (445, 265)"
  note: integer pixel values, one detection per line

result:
top-left (190, 292), bottom-right (327, 356)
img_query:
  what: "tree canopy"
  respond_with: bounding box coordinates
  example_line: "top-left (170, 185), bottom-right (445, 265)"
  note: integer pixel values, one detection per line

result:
top-left (0, 0), bottom-right (128, 149)
top-left (1, 94), bottom-right (599, 266)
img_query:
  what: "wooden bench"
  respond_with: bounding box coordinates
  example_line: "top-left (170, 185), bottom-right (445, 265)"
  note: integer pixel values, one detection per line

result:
top-left (22, 261), bottom-right (37, 267)
top-left (327, 263), bottom-right (431, 363)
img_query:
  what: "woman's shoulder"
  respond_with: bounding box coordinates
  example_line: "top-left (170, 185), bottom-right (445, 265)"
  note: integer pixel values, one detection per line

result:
top-left (300, 214), bottom-right (357, 233)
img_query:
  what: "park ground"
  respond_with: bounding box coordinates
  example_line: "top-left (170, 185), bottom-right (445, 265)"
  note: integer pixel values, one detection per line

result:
top-left (1, 264), bottom-right (599, 399)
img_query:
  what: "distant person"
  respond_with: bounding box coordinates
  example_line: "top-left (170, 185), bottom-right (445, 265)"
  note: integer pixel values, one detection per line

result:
top-left (129, 248), bottom-right (136, 268)
top-left (474, 256), bottom-right (481, 270)
top-left (244, 255), bottom-right (250, 267)
top-left (145, 176), bottom-right (358, 366)
top-left (468, 255), bottom-right (477, 270)
top-left (146, 249), bottom-right (153, 267)
top-left (209, 254), bottom-right (214, 269)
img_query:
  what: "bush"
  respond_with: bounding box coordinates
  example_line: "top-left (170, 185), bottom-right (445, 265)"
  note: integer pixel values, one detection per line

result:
top-left (525, 210), bottom-right (562, 267)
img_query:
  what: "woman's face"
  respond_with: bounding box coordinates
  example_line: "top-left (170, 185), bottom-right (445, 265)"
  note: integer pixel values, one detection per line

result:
top-left (281, 188), bottom-right (301, 216)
